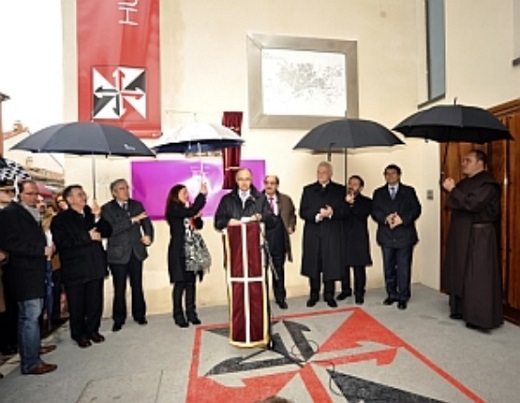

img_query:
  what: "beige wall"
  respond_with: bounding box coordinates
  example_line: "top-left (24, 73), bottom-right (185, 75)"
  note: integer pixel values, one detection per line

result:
top-left (60, 0), bottom-right (520, 316)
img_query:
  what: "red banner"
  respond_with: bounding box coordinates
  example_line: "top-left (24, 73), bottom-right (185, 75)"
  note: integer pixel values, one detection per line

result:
top-left (77, 0), bottom-right (161, 138)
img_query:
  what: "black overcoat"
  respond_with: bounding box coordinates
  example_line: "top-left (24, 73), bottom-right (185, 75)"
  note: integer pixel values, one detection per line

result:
top-left (51, 206), bottom-right (112, 286)
top-left (166, 193), bottom-right (206, 283)
top-left (0, 202), bottom-right (46, 301)
top-left (299, 181), bottom-right (346, 281)
top-left (344, 193), bottom-right (372, 266)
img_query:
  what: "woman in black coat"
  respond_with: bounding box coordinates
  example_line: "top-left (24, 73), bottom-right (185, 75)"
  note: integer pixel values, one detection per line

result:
top-left (165, 183), bottom-right (207, 328)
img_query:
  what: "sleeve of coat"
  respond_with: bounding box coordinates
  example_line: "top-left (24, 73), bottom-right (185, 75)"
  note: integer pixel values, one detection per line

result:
top-left (137, 201), bottom-right (154, 240)
top-left (447, 183), bottom-right (497, 213)
top-left (214, 196), bottom-right (230, 231)
top-left (51, 214), bottom-right (92, 250)
top-left (0, 210), bottom-right (44, 257)
top-left (371, 189), bottom-right (388, 225)
top-left (167, 194), bottom-right (206, 224)
top-left (299, 187), bottom-right (316, 222)
top-left (101, 203), bottom-right (133, 237)
top-left (400, 187), bottom-right (422, 226)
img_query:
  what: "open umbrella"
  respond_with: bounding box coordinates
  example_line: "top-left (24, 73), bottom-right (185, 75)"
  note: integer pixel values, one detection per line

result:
top-left (0, 157), bottom-right (31, 181)
top-left (393, 104), bottom-right (513, 143)
top-left (153, 122), bottom-right (245, 175)
top-left (393, 104), bottom-right (513, 178)
top-left (11, 122), bottom-right (155, 198)
top-left (294, 118), bottom-right (404, 179)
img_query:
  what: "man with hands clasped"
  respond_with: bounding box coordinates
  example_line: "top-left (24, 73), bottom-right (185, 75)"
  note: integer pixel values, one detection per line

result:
top-left (371, 164), bottom-right (421, 310)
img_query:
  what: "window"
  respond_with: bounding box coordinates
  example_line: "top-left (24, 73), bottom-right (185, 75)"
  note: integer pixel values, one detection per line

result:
top-left (424, 0), bottom-right (446, 103)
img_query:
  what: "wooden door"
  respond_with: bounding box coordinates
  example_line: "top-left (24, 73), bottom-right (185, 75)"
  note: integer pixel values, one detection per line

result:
top-left (440, 98), bottom-right (520, 325)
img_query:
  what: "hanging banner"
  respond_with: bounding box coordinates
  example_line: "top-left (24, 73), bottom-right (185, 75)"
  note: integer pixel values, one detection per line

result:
top-left (77, 0), bottom-right (161, 138)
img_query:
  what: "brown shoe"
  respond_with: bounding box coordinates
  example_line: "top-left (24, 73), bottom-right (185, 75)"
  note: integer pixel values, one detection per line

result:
top-left (76, 337), bottom-right (92, 348)
top-left (39, 345), bottom-right (57, 355)
top-left (89, 333), bottom-right (105, 343)
top-left (26, 362), bottom-right (57, 375)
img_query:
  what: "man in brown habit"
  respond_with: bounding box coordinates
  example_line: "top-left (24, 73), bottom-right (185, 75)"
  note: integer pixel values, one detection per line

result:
top-left (442, 149), bottom-right (503, 331)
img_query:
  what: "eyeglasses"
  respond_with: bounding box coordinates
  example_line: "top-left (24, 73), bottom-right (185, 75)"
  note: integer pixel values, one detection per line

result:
top-left (264, 181), bottom-right (277, 185)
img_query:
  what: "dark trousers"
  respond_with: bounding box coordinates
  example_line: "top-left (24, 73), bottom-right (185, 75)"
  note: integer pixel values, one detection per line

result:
top-left (270, 255), bottom-right (286, 303)
top-left (172, 272), bottom-right (197, 321)
top-left (51, 269), bottom-right (64, 320)
top-left (0, 276), bottom-right (18, 353)
top-left (341, 266), bottom-right (367, 297)
top-left (382, 246), bottom-right (413, 302)
top-left (110, 254), bottom-right (146, 325)
top-left (65, 279), bottom-right (103, 340)
top-left (308, 241), bottom-right (335, 300)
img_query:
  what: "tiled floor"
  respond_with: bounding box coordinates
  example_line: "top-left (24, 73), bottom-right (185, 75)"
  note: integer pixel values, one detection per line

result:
top-left (1, 285), bottom-right (519, 403)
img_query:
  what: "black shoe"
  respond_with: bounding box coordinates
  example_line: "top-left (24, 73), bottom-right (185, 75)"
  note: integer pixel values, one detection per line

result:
top-left (276, 300), bottom-right (288, 309)
top-left (187, 315), bottom-right (201, 325)
top-left (306, 297), bottom-right (318, 307)
top-left (336, 291), bottom-right (352, 301)
top-left (76, 337), bottom-right (92, 348)
top-left (450, 313), bottom-right (463, 320)
top-left (112, 323), bottom-right (123, 332)
top-left (325, 298), bottom-right (338, 308)
top-left (135, 318), bottom-right (148, 325)
top-left (383, 297), bottom-right (396, 305)
top-left (397, 301), bottom-right (407, 310)
top-left (355, 296), bottom-right (364, 305)
top-left (89, 333), bottom-right (105, 343)
top-left (174, 317), bottom-right (189, 328)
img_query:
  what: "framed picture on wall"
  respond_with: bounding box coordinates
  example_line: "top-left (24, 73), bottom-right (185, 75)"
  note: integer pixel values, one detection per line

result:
top-left (247, 33), bottom-right (359, 129)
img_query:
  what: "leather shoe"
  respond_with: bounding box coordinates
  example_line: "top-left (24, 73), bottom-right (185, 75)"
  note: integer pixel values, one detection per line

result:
top-left (336, 291), bottom-right (352, 301)
top-left (135, 318), bottom-right (148, 325)
top-left (25, 361), bottom-right (57, 375)
top-left (355, 296), bottom-right (364, 305)
top-left (39, 345), bottom-right (57, 355)
top-left (306, 297), bottom-right (318, 307)
top-left (397, 301), bottom-right (407, 310)
top-left (76, 337), bottom-right (92, 348)
top-left (112, 323), bottom-right (123, 332)
top-left (450, 313), bottom-right (463, 320)
top-left (89, 333), bottom-right (105, 343)
top-left (187, 315), bottom-right (201, 325)
top-left (276, 300), bottom-right (288, 309)
top-left (325, 298), bottom-right (338, 308)
top-left (383, 297), bottom-right (396, 305)
top-left (174, 317), bottom-right (189, 328)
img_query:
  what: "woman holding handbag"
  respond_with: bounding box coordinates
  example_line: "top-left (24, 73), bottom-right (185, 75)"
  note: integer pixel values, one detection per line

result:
top-left (165, 182), bottom-right (209, 328)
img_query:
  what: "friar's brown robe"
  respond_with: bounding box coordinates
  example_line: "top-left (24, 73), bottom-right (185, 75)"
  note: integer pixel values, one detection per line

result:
top-left (443, 170), bottom-right (503, 330)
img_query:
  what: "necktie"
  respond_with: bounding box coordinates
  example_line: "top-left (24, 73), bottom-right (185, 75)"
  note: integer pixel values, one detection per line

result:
top-left (389, 187), bottom-right (396, 200)
top-left (122, 202), bottom-right (129, 211)
top-left (268, 196), bottom-right (275, 212)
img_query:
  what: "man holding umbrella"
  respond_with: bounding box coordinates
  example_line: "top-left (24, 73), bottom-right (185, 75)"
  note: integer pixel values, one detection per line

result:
top-left (442, 150), bottom-right (503, 331)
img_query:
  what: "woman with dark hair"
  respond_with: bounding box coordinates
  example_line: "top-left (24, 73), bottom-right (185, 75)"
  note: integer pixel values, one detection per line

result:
top-left (165, 182), bottom-right (207, 328)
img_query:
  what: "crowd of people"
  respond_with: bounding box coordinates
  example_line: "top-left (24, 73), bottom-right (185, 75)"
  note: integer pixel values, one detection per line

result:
top-left (0, 148), bottom-right (504, 376)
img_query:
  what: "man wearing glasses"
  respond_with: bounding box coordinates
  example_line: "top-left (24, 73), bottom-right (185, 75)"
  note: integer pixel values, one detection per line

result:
top-left (371, 164), bottom-right (421, 310)
top-left (262, 175), bottom-right (296, 309)
top-left (0, 180), bottom-right (57, 374)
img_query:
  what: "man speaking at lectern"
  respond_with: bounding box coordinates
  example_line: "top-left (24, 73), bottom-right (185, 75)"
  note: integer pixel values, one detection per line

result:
top-left (214, 167), bottom-right (275, 348)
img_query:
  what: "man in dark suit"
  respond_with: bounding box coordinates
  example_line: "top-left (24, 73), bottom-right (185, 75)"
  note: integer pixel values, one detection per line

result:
top-left (51, 185), bottom-right (112, 347)
top-left (300, 161), bottom-right (346, 308)
top-left (262, 175), bottom-right (297, 309)
top-left (337, 175), bottom-right (372, 305)
top-left (0, 180), bottom-right (57, 374)
top-left (371, 164), bottom-right (421, 310)
top-left (101, 179), bottom-right (154, 332)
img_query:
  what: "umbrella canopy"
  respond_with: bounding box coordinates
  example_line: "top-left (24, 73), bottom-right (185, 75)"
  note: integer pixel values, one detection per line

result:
top-left (153, 122), bottom-right (244, 153)
top-left (11, 122), bottom-right (156, 157)
top-left (0, 157), bottom-right (31, 181)
top-left (11, 122), bottom-right (155, 198)
top-left (294, 118), bottom-right (404, 158)
top-left (393, 104), bottom-right (513, 143)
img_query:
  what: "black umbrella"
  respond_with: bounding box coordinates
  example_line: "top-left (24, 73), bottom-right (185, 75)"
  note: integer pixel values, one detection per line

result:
top-left (294, 118), bottom-right (404, 182)
top-left (294, 118), bottom-right (404, 158)
top-left (11, 122), bottom-right (155, 198)
top-left (393, 104), bottom-right (513, 143)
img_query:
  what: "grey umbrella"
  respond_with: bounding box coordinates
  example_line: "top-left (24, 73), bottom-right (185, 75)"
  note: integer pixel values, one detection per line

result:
top-left (294, 118), bottom-right (404, 180)
top-left (11, 122), bottom-right (155, 198)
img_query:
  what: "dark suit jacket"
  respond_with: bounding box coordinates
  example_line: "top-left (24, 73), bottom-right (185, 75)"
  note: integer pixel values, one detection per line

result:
top-left (51, 206), bottom-right (112, 286)
top-left (299, 181), bottom-right (346, 281)
top-left (101, 198), bottom-right (154, 265)
top-left (0, 202), bottom-right (46, 301)
top-left (371, 182), bottom-right (421, 248)
top-left (344, 193), bottom-right (372, 266)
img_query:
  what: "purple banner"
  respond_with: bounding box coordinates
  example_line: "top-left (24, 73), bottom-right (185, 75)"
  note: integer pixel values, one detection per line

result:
top-left (131, 159), bottom-right (265, 220)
